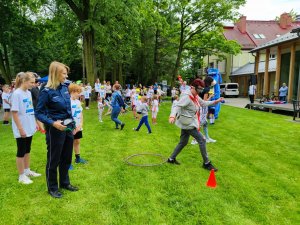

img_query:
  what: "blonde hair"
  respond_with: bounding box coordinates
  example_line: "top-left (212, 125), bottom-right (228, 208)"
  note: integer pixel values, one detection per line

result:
top-left (46, 61), bottom-right (69, 89)
top-left (15, 72), bottom-right (34, 88)
top-left (141, 96), bottom-right (147, 102)
top-left (152, 95), bottom-right (158, 100)
top-left (68, 83), bottom-right (82, 93)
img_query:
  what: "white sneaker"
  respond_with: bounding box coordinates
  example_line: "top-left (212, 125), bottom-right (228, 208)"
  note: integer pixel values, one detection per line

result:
top-left (86, 107), bottom-right (89, 109)
top-left (100, 120), bottom-right (103, 123)
top-left (25, 170), bottom-right (42, 177)
top-left (19, 174), bottom-right (33, 184)
top-left (191, 139), bottom-right (197, 145)
top-left (208, 138), bottom-right (217, 143)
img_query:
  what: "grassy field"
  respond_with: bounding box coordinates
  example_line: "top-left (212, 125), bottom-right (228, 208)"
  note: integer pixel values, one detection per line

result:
top-left (0, 102), bottom-right (299, 225)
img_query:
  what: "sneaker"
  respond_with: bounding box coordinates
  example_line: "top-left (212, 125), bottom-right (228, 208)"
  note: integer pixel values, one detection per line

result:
top-left (25, 170), bottom-right (41, 177)
top-left (120, 123), bottom-right (125, 130)
top-left (203, 162), bottom-right (218, 172)
top-left (191, 139), bottom-right (197, 145)
top-left (69, 164), bottom-right (74, 170)
top-left (167, 158), bottom-right (181, 165)
top-left (148, 132), bottom-right (152, 134)
top-left (75, 158), bottom-right (87, 164)
top-left (85, 107), bottom-right (89, 109)
top-left (19, 174), bottom-right (33, 184)
top-left (133, 128), bottom-right (138, 131)
top-left (208, 138), bottom-right (216, 143)
top-left (100, 120), bottom-right (103, 123)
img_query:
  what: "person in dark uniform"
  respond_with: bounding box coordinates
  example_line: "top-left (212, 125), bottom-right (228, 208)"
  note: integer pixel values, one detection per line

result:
top-left (36, 61), bottom-right (78, 198)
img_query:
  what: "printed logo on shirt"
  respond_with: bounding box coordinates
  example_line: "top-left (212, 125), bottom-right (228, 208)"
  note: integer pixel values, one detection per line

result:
top-left (23, 98), bottom-right (34, 114)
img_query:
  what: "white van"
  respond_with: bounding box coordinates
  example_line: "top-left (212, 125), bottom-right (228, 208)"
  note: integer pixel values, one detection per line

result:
top-left (220, 83), bottom-right (239, 97)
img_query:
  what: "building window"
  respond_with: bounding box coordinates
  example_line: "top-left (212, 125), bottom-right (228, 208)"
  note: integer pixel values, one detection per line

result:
top-left (253, 34), bottom-right (266, 39)
top-left (270, 54), bottom-right (276, 59)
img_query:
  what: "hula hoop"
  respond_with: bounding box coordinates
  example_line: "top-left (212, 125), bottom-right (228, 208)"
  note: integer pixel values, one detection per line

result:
top-left (124, 153), bottom-right (168, 167)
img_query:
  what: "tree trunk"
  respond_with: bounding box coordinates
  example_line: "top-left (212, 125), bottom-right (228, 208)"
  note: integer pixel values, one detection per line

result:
top-left (172, 44), bottom-right (183, 86)
top-left (3, 43), bottom-right (11, 81)
top-left (83, 29), bottom-right (96, 85)
top-left (118, 63), bottom-right (123, 85)
top-left (112, 63), bottom-right (117, 83)
top-left (153, 28), bottom-right (160, 83)
top-left (99, 51), bottom-right (106, 81)
top-left (0, 48), bottom-right (10, 84)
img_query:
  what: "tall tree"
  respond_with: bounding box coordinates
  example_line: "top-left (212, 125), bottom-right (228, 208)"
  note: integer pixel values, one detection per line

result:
top-left (169, 0), bottom-right (245, 85)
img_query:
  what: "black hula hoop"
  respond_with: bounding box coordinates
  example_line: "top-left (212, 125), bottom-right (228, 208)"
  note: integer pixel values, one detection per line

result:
top-left (124, 153), bottom-right (168, 167)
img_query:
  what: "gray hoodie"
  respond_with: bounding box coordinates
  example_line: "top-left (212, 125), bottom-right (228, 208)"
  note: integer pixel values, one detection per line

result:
top-left (170, 90), bottom-right (215, 130)
top-left (137, 102), bottom-right (149, 117)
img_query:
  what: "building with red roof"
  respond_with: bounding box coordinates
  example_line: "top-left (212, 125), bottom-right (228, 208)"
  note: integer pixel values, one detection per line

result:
top-left (206, 13), bottom-right (300, 96)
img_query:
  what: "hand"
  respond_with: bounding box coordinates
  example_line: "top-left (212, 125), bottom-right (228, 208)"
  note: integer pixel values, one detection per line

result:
top-left (169, 117), bottom-right (175, 124)
top-left (53, 120), bottom-right (67, 131)
top-left (19, 128), bottom-right (26, 138)
top-left (217, 97), bottom-right (224, 103)
top-left (121, 108), bottom-right (125, 113)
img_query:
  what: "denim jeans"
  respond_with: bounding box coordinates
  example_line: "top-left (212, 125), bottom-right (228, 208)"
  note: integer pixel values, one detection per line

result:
top-left (111, 106), bottom-right (122, 128)
top-left (136, 115), bottom-right (151, 133)
top-left (170, 128), bottom-right (209, 163)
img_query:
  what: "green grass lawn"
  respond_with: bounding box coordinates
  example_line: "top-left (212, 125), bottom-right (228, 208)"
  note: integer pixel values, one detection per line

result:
top-left (0, 102), bottom-right (299, 225)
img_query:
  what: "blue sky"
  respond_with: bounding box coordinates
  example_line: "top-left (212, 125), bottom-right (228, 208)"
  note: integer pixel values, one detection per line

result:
top-left (238, 0), bottom-right (300, 20)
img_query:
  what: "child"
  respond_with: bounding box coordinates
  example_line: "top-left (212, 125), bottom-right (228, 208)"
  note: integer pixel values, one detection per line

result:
top-left (171, 95), bottom-right (179, 111)
top-left (69, 83), bottom-right (87, 164)
top-left (11, 72), bottom-right (41, 184)
top-left (98, 97), bottom-right (105, 122)
top-left (2, 85), bottom-right (11, 125)
top-left (133, 96), bottom-right (152, 133)
top-left (208, 87), bottom-right (215, 124)
top-left (99, 85), bottom-right (106, 100)
top-left (171, 87), bottom-right (176, 103)
top-left (151, 95), bottom-right (159, 124)
top-left (131, 88), bottom-right (140, 120)
top-left (83, 86), bottom-right (90, 109)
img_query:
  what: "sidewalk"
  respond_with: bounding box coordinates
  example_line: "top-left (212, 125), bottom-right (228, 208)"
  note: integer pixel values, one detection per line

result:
top-left (222, 97), bottom-right (249, 108)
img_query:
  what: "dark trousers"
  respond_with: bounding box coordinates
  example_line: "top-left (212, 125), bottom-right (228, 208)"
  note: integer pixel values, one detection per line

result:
top-left (170, 128), bottom-right (209, 163)
top-left (279, 96), bottom-right (286, 101)
top-left (46, 126), bottom-right (74, 192)
top-left (85, 99), bottom-right (90, 107)
top-left (249, 95), bottom-right (254, 104)
top-left (136, 115), bottom-right (151, 133)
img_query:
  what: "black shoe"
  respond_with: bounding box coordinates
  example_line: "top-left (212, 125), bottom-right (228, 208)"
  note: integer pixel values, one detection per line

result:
top-left (115, 127), bottom-right (119, 129)
top-left (203, 162), bottom-right (218, 172)
top-left (48, 190), bottom-right (63, 198)
top-left (167, 158), bottom-right (180, 165)
top-left (120, 123), bottom-right (125, 130)
top-left (61, 184), bottom-right (79, 192)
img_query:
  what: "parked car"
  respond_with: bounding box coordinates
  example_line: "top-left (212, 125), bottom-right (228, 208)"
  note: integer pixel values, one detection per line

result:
top-left (220, 83), bottom-right (239, 97)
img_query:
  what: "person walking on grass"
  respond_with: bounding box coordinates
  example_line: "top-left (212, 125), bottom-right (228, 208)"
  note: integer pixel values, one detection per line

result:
top-left (36, 61), bottom-right (78, 198)
top-left (167, 79), bottom-right (223, 171)
top-left (133, 96), bottom-right (152, 134)
top-left (11, 72), bottom-right (41, 184)
top-left (111, 84), bottom-right (125, 130)
top-left (151, 95), bottom-right (159, 124)
top-left (69, 83), bottom-right (87, 165)
top-left (1, 84), bottom-right (11, 125)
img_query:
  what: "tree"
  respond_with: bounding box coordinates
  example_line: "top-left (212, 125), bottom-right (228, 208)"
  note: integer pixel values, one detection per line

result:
top-left (169, 0), bottom-right (245, 85)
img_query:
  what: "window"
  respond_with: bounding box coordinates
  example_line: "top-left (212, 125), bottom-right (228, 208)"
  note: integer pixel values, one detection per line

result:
top-left (270, 54), bottom-right (276, 59)
top-left (253, 34), bottom-right (266, 39)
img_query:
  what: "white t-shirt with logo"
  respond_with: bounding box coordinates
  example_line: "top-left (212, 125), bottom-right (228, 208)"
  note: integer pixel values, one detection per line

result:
top-left (11, 89), bottom-right (36, 138)
top-left (83, 90), bottom-right (90, 99)
top-left (71, 99), bottom-right (83, 130)
top-left (99, 89), bottom-right (106, 98)
top-left (2, 92), bottom-right (11, 109)
top-left (94, 83), bottom-right (101, 92)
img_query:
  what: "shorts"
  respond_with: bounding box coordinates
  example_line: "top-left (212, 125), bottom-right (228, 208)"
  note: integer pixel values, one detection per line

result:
top-left (208, 107), bottom-right (215, 114)
top-left (16, 136), bottom-right (33, 157)
top-left (74, 131), bottom-right (83, 139)
top-left (4, 109), bottom-right (10, 112)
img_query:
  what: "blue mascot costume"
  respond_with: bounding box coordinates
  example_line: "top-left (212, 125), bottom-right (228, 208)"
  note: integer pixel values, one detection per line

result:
top-left (207, 68), bottom-right (222, 119)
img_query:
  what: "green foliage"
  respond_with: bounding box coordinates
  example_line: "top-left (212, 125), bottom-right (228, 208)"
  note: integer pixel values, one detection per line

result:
top-left (0, 102), bottom-right (299, 224)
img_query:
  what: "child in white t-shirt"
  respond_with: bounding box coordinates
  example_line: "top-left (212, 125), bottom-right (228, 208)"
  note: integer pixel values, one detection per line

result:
top-left (97, 97), bottom-right (105, 122)
top-left (99, 85), bottom-right (106, 100)
top-left (11, 72), bottom-right (41, 184)
top-left (151, 95), bottom-right (159, 124)
top-left (1, 84), bottom-right (11, 125)
top-left (83, 87), bottom-right (90, 109)
top-left (69, 84), bottom-right (87, 164)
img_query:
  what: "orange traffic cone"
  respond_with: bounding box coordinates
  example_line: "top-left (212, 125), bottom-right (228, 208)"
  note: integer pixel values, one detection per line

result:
top-left (206, 169), bottom-right (217, 188)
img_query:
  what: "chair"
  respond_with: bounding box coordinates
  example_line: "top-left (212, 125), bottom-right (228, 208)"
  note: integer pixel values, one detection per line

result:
top-left (292, 100), bottom-right (300, 120)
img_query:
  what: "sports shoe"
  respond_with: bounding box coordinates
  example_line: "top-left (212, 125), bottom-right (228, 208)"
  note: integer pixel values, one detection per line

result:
top-left (133, 128), bottom-right (138, 131)
top-left (203, 162), bottom-right (218, 172)
top-left (25, 170), bottom-right (41, 177)
top-left (120, 123), bottom-right (125, 130)
top-left (208, 138), bottom-right (216, 143)
top-left (85, 107), bottom-right (89, 109)
top-left (19, 174), bottom-right (33, 184)
top-left (191, 139), bottom-right (197, 145)
top-left (69, 164), bottom-right (74, 170)
top-left (75, 158), bottom-right (87, 164)
top-left (167, 158), bottom-right (181, 165)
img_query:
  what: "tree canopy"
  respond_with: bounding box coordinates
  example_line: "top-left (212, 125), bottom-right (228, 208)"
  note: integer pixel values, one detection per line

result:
top-left (0, 0), bottom-right (246, 85)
